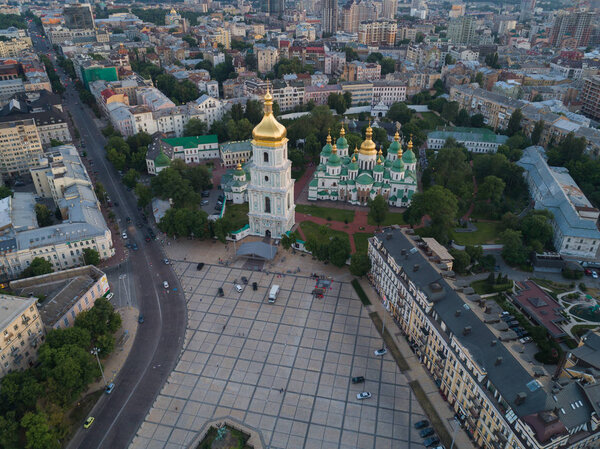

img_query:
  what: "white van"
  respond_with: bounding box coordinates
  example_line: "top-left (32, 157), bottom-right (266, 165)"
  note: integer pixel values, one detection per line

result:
top-left (268, 285), bottom-right (280, 303)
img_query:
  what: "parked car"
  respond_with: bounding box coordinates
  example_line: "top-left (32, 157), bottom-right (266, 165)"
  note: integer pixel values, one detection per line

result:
top-left (420, 428), bottom-right (435, 438)
top-left (138, 315), bottom-right (144, 324)
top-left (356, 392), bottom-right (371, 400)
top-left (501, 315), bottom-right (515, 322)
top-left (105, 382), bottom-right (115, 394)
top-left (163, 281), bottom-right (169, 289)
top-left (106, 292), bottom-right (114, 300)
top-left (585, 269), bottom-right (592, 276)
top-left (414, 420), bottom-right (430, 429)
top-left (201, 200), bottom-right (209, 206)
top-left (163, 258), bottom-right (170, 265)
top-left (132, 243), bottom-right (138, 251)
top-left (508, 320), bottom-right (520, 327)
top-left (252, 282), bottom-right (257, 291)
top-left (241, 276), bottom-right (248, 284)
top-left (197, 263), bottom-right (204, 271)
top-left (122, 232), bottom-right (127, 239)
top-left (351, 376), bottom-right (365, 384)
top-left (374, 348), bottom-right (387, 356)
top-left (235, 284), bottom-right (243, 293)
top-left (423, 437), bottom-right (440, 447)
top-left (218, 287), bottom-right (224, 297)
top-left (593, 271), bottom-right (599, 279)
top-left (519, 337), bottom-right (532, 344)
top-left (84, 417), bottom-right (94, 429)
top-left (145, 235), bottom-right (151, 242)
top-left (201, 191), bottom-right (210, 197)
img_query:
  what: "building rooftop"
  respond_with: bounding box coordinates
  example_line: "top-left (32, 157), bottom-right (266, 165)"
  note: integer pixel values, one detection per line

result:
top-left (0, 294), bottom-right (37, 332)
top-left (163, 135), bottom-right (218, 149)
top-left (428, 126), bottom-right (509, 144)
top-left (220, 140), bottom-right (252, 153)
top-left (10, 265), bottom-right (105, 327)
top-left (513, 281), bottom-right (566, 339)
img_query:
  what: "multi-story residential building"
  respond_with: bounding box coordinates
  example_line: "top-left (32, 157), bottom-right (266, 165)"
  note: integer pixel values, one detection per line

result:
top-left (262, 0), bottom-right (284, 16)
top-left (0, 118), bottom-right (43, 176)
top-left (368, 228), bottom-right (600, 449)
top-left (296, 23), bottom-right (317, 41)
top-left (427, 127), bottom-right (508, 153)
top-left (343, 60), bottom-right (381, 81)
top-left (341, 0), bottom-right (379, 33)
top-left (0, 147), bottom-right (114, 280)
top-left (324, 51), bottom-right (346, 75)
top-left (154, 106), bottom-right (187, 137)
top-left (340, 81), bottom-right (373, 105)
top-left (382, 0), bottom-right (398, 19)
top-left (10, 265), bottom-right (110, 330)
top-left (581, 76), bottom-right (600, 121)
top-left (256, 45), bottom-right (278, 74)
top-left (518, 146), bottom-right (600, 260)
top-left (0, 37), bottom-right (32, 58)
top-left (136, 87), bottom-right (176, 112)
top-left (214, 27), bottom-right (231, 50)
top-left (191, 95), bottom-right (228, 127)
top-left (372, 80), bottom-right (406, 105)
top-left (549, 11), bottom-right (593, 48)
top-left (450, 84), bottom-right (526, 130)
top-left (358, 19), bottom-right (397, 46)
top-left (322, 0), bottom-right (338, 34)
top-left (0, 295), bottom-right (45, 379)
top-left (271, 81), bottom-right (305, 111)
top-left (147, 134), bottom-right (219, 174)
top-left (519, 0), bottom-right (536, 22)
top-left (304, 84), bottom-right (342, 105)
top-left (0, 79), bottom-right (25, 104)
top-left (447, 16), bottom-right (477, 45)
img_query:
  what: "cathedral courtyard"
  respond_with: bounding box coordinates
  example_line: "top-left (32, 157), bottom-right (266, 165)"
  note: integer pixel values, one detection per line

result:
top-left (128, 257), bottom-right (428, 449)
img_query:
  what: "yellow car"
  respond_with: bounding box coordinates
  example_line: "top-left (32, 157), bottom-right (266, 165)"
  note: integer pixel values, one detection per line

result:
top-left (84, 417), bottom-right (94, 429)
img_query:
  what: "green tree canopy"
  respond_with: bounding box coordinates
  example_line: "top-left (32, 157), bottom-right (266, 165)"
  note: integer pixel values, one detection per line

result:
top-left (21, 258), bottom-right (53, 279)
top-left (368, 195), bottom-right (389, 228)
top-left (82, 248), bottom-right (100, 266)
top-left (349, 252), bottom-right (371, 276)
top-left (406, 185), bottom-right (458, 243)
top-left (387, 102), bottom-right (413, 124)
top-left (35, 204), bottom-right (52, 227)
top-left (500, 229), bottom-right (528, 266)
top-left (328, 236), bottom-right (351, 267)
top-left (183, 118), bottom-right (208, 136)
top-left (506, 108), bottom-right (523, 136)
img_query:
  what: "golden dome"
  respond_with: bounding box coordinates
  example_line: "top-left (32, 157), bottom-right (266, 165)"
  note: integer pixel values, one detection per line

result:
top-left (354, 146), bottom-right (358, 154)
top-left (252, 84), bottom-right (287, 146)
top-left (359, 124), bottom-right (377, 156)
top-left (339, 126), bottom-right (345, 137)
top-left (326, 130), bottom-right (332, 144)
top-left (332, 144), bottom-right (337, 153)
top-left (170, 8), bottom-right (177, 14)
top-left (407, 135), bottom-right (413, 152)
top-left (236, 162), bottom-right (242, 170)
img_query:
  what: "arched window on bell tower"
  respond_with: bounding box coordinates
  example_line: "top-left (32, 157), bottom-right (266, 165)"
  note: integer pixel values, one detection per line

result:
top-left (265, 196), bottom-right (271, 213)
top-left (264, 152), bottom-right (269, 163)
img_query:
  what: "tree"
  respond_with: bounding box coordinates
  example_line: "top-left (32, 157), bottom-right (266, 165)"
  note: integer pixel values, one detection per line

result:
top-left (122, 169), bottom-right (140, 189)
top-left (380, 57), bottom-right (396, 75)
top-left (82, 248), bottom-right (100, 266)
top-left (280, 233), bottom-right (296, 250)
top-left (465, 245), bottom-right (483, 262)
top-left (368, 195), bottom-right (389, 228)
top-left (433, 79), bottom-right (445, 95)
top-left (455, 108), bottom-right (471, 126)
top-left (470, 113), bottom-right (485, 128)
top-left (500, 229), bottom-right (528, 265)
top-left (416, 32), bottom-right (425, 43)
top-left (449, 249), bottom-right (470, 274)
top-left (406, 186), bottom-right (458, 243)
top-left (427, 147), bottom-right (472, 202)
top-left (21, 257), bottom-right (53, 278)
top-left (21, 412), bottom-right (61, 449)
top-left (507, 109), bottom-right (523, 136)
top-left (475, 72), bottom-right (484, 87)
top-left (0, 185), bottom-right (12, 199)
top-left (547, 132), bottom-right (587, 166)
top-left (0, 412), bottom-right (20, 449)
top-left (244, 99), bottom-right (264, 125)
top-left (328, 236), bottom-right (351, 267)
top-left (478, 175), bottom-right (505, 204)
top-left (158, 208), bottom-right (210, 238)
top-left (74, 297), bottom-right (122, 341)
top-left (387, 102), bottom-right (413, 124)
top-left (328, 92), bottom-right (348, 114)
top-left (45, 327), bottom-right (91, 351)
top-left (135, 183), bottom-right (152, 208)
top-left (344, 47), bottom-right (359, 62)
top-left (445, 53), bottom-right (455, 65)
top-left (441, 101), bottom-right (459, 123)
top-left (349, 252), bottom-right (371, 276)
top-left (520, 212), bottom-right (554, 250)
top-left (531, 120), bottom-right (544, 145)
top-left (49, 139), bottom-right (63, 147)
top-left (35, 204), bottom-right (52, 227)
top-left (183, 118), bottom-right (208, 136)
top-left (94, 182), bottom-right (107, 203)
top-left (230, 103), bottom-right (244, 121)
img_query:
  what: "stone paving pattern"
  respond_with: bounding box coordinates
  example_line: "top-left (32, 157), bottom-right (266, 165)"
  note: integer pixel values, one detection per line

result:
top-left (130, 262), bottom-right (427, 449)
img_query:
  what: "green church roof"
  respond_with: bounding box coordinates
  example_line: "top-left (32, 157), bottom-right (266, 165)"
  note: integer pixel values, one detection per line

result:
top-left (402, 149), bottom-right (416, 164)
top-left (155, 150), bottom-right (171, 167)
top-left (356, 173), bottom-right (374, 186)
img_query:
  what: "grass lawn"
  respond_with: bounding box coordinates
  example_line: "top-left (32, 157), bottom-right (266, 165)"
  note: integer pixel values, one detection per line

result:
top-left (296, 204), bottom-right (355, 223)
top-left (419, 112), bottom-right (447, 129)
top-left (531, 278), bottom-right (572, 295)
top-left (367, 211), bottom-right (406, 226)
top-left (451, 221), bottom-right (503, 246)
top-left (223, 202), bottom-right (249, 230)
top-left (354, 232), bottom-right (373, 253)
top-left (409, 380), bottom-right (453, 449)
top-left (299, 221), bottom-right (350, 247)
top-left (62, 390), bottom-right (103, 444)
top-left (471, 279), bottom-right (513, 295)
top-left (369, 312), bottom-right (409, 372)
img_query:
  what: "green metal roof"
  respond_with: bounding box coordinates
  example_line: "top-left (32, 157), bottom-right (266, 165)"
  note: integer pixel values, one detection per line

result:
top-left (155, 150), bottom-right (171, 167)
top-left (309, 178), bottom-right (318, 187)
top-left (220, 140), bottom-right (252, 152)
top-left (356, 173), bottom-right (374, 186)
top-left (428, 127), bottom-right (508, 145)
top-left (402, 149), bottom-right (416, 164)
top-left (164, 135), bottom-right (218, 149)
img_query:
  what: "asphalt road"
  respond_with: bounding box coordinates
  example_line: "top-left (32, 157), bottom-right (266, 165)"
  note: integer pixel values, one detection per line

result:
top-left (29, 25), bottom-right (188, 449)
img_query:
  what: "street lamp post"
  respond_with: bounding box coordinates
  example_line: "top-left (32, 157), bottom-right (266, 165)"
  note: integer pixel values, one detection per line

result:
top-left (91, 347), bottom-right (107, 387)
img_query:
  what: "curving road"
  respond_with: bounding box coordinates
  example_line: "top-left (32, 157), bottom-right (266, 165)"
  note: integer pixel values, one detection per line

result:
top-left (29, 25), bottom-right (188, 449)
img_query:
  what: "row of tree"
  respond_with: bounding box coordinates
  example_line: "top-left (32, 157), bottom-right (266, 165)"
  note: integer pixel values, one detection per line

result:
top-left (0, 298), bottom-right (121, 448)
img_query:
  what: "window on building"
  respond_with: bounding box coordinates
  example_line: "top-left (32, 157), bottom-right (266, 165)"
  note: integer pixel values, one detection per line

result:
top-left (264, 152), bottom-right (269, 162)
top-left (265, 197), bottom-right (271, 213)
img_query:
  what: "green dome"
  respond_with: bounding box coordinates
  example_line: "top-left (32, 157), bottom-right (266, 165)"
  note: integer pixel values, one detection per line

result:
top-left (336, 136), bottom-right (348, 149)
top-left (388, 140), bottom-right (401, 153)
top-left (403, 149), bottom-right (416, 164)
top-left (391, 157), bottom-right (404, 172)
top-left (321, 143), bottom-right (332, 156)
top-left (155, 150), bottom-right (170, 167)
top-left (317, 163), bottom-right (326, 172)
top-left (373, 164), bottom-right (384, 173)
top-left (328, 152), bottom-right (341, 166)
top-left (384, 159), bottom-right (392, 168)
top-left (356, 173), bottom-right (374, 186)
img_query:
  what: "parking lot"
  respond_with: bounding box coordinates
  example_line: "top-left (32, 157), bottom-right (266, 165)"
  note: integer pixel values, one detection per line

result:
top-left (200, 188), bottom-right (224, 217)
top-left (130, 262), bottom-right (429, 449)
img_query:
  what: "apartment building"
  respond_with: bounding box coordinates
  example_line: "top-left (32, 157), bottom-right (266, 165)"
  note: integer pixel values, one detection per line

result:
top-left (447, 16), bottom-right (477, 45)
top-left (343, 60), bottom-right (381, 81)
top-left (340, 81), bottom-right (373, 105)
top-left (517, 146), bottom-right (600, 261)
top-left (0, 118), bottom-right (43, 177)
top-left (10, 265), bottom-right (110, 330)
top-left (581, 76), bottom-right (600, 121)
top-left (368, 229), bottom-right (600, 449)
top-left (220, 140), bottom-right (252, 168)
top-left (372, 80), bottom-right (406, 106)
top-left (358, 19), bottom-right (397, 46)
top-left (256, 45), bottom-right (278, 74)
top-left (305, 84), bottom-right (342, 105)
top-left (0, 37), bottom-right (32, 58)
top-left (450, 84), bottom-right (526, 130)
top-left (271, 81), bottom-right (305, 111)
top-left (0, 295), bottom-right (45, 379)
top-left (341, 0), bottom-right (379, 33)
top-left (549, 11), bottom-right (593, 48)
top-left (427, 127), bottom-right (508, 153)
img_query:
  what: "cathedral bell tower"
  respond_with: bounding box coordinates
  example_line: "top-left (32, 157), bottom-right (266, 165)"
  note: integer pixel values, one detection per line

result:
top-left (247, 85), bottom-right (296, 238)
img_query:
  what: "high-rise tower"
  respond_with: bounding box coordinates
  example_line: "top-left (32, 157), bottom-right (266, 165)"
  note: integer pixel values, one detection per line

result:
top-left (322, 0), bottom-right (338, 34)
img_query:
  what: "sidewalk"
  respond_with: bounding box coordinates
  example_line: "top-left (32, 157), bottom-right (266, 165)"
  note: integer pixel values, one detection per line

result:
top-left (358, 278), bottom-right (477, 449)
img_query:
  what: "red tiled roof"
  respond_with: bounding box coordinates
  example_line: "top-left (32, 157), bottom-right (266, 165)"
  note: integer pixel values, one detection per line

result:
top-left (101, 89), bottom-right (116, 100)
top-left (514, 281), bottom-right (566, 339)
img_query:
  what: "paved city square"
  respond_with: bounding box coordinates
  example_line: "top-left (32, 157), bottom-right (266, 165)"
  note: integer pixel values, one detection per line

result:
top-left (130, 262), bottom-right (427, 449)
